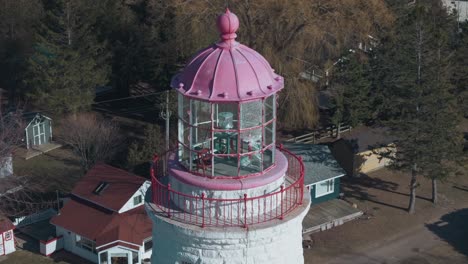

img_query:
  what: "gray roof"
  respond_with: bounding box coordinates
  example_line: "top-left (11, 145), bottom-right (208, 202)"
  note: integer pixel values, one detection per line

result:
top-left (283, 143), bottom-right (346, 186)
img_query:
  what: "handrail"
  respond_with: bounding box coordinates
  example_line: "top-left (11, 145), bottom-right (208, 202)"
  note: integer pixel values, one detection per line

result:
top-left (149, 145), bottom-right (305, 228)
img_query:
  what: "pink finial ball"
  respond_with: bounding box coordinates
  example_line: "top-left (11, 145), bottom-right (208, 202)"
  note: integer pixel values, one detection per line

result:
top-left (217, 8), bottom-right (239, 40)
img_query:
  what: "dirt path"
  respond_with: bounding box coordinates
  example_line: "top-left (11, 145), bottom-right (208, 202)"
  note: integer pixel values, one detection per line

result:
top-left (304, 168), bottom-right (468, 264)
top-left (324, 219), bottom-right (467, 264)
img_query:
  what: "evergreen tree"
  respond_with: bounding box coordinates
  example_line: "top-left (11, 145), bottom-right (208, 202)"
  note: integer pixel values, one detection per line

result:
top-left (330, 51), bottom-right (373, 128)
top-left (25, 0), bottom-right (109, 116)
top-left (452, 21), bottom-right (468, 116)
top-left (127, 124), bottom-right (163, 176)
top-left (375, 0), bottom-right (462, 213)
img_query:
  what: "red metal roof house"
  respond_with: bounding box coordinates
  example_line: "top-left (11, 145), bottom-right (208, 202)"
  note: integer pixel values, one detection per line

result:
top-left (51, 164), bottom-right (152, 264)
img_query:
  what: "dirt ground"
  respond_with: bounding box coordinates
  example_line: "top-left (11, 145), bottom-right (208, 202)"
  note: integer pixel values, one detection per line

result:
top-left (304, 167), bottom-right (468, 264)
top-left (13, 147), bottom-right (83, 193)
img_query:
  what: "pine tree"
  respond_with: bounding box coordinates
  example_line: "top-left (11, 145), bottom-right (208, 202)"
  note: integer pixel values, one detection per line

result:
top-left (25, 0), bottom-right (109, 116)
top-left (330, 51), bottom-right (373, 128)
top-left (375, 0), bottom-right (462, 213)
top-left (452, 22), bottom-right (468, 116)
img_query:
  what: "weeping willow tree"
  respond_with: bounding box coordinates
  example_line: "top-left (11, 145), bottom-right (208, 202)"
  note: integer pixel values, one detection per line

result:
top-left (148, 0), bottom-right (393, 129)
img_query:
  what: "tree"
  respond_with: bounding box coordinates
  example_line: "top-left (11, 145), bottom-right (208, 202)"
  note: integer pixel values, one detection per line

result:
top-left (25, 0), bottom-right (109, 116)
top-left (0, 0), bottom-right (43, 103)
top-left (330, 51), bottom-right (373, 128)
top-left (0, 108), bottom-right (24, 172)
top-left (452, 21), bottom-right (468, 116)
top-left (58, 113), bottom-right (123, 171)
top-left (375, 0), bottom-right (462, 213)
top-left (127, 124), bottom-right (163, 176)
top-left (139, 0), bottom-right (394, 130)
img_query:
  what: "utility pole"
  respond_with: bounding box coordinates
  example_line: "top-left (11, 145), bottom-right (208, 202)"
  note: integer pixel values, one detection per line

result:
top-left (56, 190), bottom-right (60, 215)
top-left (160, 90), bottom-right (172, 176)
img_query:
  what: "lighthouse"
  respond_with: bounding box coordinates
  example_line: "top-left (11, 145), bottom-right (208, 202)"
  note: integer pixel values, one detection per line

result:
top-left (146, 9), bottom-right (310, 264)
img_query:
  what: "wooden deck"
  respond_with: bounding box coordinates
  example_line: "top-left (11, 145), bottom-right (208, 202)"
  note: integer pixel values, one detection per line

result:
top-left (15, 143), bottom-right (62, 160)
top-left (302, 199), bottom-right (362, 234)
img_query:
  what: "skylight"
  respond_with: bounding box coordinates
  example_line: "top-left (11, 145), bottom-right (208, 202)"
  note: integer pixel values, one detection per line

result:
top-left (93, 181), bottom-right (109, 195)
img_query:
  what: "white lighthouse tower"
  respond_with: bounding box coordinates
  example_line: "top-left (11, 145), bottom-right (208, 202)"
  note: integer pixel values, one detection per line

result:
top-left (146, 9), bottom-right (310, 264)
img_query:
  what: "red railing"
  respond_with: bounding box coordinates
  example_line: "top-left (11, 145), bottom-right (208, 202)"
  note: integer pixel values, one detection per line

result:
top-left (150, 146), bottom-right (304, 228)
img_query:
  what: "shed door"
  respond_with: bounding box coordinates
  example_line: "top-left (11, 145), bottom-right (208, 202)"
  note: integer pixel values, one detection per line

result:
top-left (32, 123), bottom-right (46, 146)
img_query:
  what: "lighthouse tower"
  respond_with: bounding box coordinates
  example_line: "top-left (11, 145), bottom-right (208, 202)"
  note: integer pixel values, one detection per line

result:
top-left (146, 9), bottom-right (310, 264)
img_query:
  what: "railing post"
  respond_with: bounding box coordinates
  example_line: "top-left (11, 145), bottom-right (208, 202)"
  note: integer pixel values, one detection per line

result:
top-left (298, 156), bottom-right (304, 205)
top-left (243, 194), bottom-right (248, 228)
top-left (201, 193), bottom-right (205, 228)
top-left (167, 183), bottom-right (172, 218)
top-left (280, 185), bottom-right (284, 220)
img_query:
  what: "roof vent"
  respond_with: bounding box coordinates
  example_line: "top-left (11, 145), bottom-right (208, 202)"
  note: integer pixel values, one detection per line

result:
top-left (93, 181), bottom-right (109, 195)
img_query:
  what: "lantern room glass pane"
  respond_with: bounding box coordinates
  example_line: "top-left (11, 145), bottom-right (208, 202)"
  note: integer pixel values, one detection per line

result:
top-left (179, 94), bottom-right (191, 122)
top-left (191, 100), bottom-right (211, 127)
top-left (239, 150), bottom-right (262, 176)
top-left (214, 103), bottom-right (238, 130)
top-left (263, 146), bottom-right (275, 170)
top-left (240, 128), bottom-right (262, 154)
top-left (240, 100), bottom-right (262, 128)
top-left (264, 121), bottom-right (275, 147)
top-left (264, 95), bottom-right (275, 122)
top-left (213, 155), bottom-right (238, 176)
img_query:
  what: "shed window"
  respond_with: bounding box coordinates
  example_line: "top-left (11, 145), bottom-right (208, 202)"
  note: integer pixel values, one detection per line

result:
top-left (75, 234), bottom-right (96, 254)
top-left (133, 195), bottom-right (143, 206)
top-left (144, 239), bottom-right (153, 252)
top-left (315, 179), bottom-right (334, 197)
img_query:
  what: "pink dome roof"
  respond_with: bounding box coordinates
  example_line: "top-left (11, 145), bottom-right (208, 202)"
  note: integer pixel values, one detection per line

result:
top-left (171, 9), bottom-right (284, 102)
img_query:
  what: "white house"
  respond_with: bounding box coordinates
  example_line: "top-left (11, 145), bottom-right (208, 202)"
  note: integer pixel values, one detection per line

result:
top-left (51, 164), bottom-right (152, 264)
top-left (0, 216), bottom-right (15, 256)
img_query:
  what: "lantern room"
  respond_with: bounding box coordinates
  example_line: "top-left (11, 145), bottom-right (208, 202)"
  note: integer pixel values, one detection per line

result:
top-left (172, 9), bottom-right (284, 178)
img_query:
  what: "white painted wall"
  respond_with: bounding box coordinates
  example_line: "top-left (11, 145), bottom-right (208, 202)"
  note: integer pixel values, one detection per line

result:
top-left (40, 236), bottom-right (63, 256)
top-left (56, 226), bottom-right (99, 263)
top-left (146, 191), bottom-right (311, 264)
top-left (0, 229), bottom-right (15, 255)
top-left (119, 181), bottom-right (151, 213)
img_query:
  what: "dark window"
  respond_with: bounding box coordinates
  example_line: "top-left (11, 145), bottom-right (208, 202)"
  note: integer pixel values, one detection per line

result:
top-left (93, 182), bottom-right (109, 195)
top-left (144, 239), bottom-right (153, 252)
top-left (133, 195), bottom-right (143, 206)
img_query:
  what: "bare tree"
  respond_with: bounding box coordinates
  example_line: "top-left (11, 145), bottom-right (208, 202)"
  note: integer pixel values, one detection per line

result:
top-left (0, 108), bottom-right (24, 174)
top-left (58, 113), bottom-right (124, 171)
top-left (0, 108), bottom-right (57, 217)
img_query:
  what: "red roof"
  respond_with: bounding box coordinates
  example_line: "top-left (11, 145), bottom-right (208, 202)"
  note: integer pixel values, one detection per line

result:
top-left (50, 198), bottom-right (152, 249)
top-left (0, 216), bottom-right (14, 233)
top-left (71, 163), bottom-right (147, 212)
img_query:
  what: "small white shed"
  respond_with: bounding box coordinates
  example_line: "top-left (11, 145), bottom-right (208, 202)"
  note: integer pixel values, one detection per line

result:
top-left (0, 216), bottom-right (15, 256)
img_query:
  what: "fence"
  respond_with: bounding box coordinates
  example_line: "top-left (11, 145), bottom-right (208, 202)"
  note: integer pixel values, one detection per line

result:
top-left (12, 208), bottom-right (57, 227)
top-left (150, 146), bottom-right (304, 228)
top-left (286, 123), bottom-right (352, 144)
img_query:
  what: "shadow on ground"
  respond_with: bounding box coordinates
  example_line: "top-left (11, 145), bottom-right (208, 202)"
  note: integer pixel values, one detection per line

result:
top-left (341, 174), bottom-right (409, 211)
top-left (427, 208), bottom-right (468, 258)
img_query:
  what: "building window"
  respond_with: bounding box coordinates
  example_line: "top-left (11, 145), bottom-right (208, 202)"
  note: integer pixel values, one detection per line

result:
top-left (99, 251), bottom-right (108, 264)
top-left (144, 239), bottom-right (153, 252)
top-left (75, 234), bottom-right (96, 254)
top-left (315, 179), bottom-right (334, 198)
top-left (133, 195), bottom-right (143, 206)
top-left (132, 251), bottom-right (139, 264)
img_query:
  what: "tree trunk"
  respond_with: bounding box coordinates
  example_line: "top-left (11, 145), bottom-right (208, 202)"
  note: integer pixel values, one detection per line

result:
top-left (408, 164), bottom-right (417, 214)
top-left (432, 178), bottom-right (438, 204)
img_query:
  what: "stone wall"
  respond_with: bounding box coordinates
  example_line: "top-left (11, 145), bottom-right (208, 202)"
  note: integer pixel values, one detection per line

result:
top-left (146, 191), bottom-right (310, 264)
